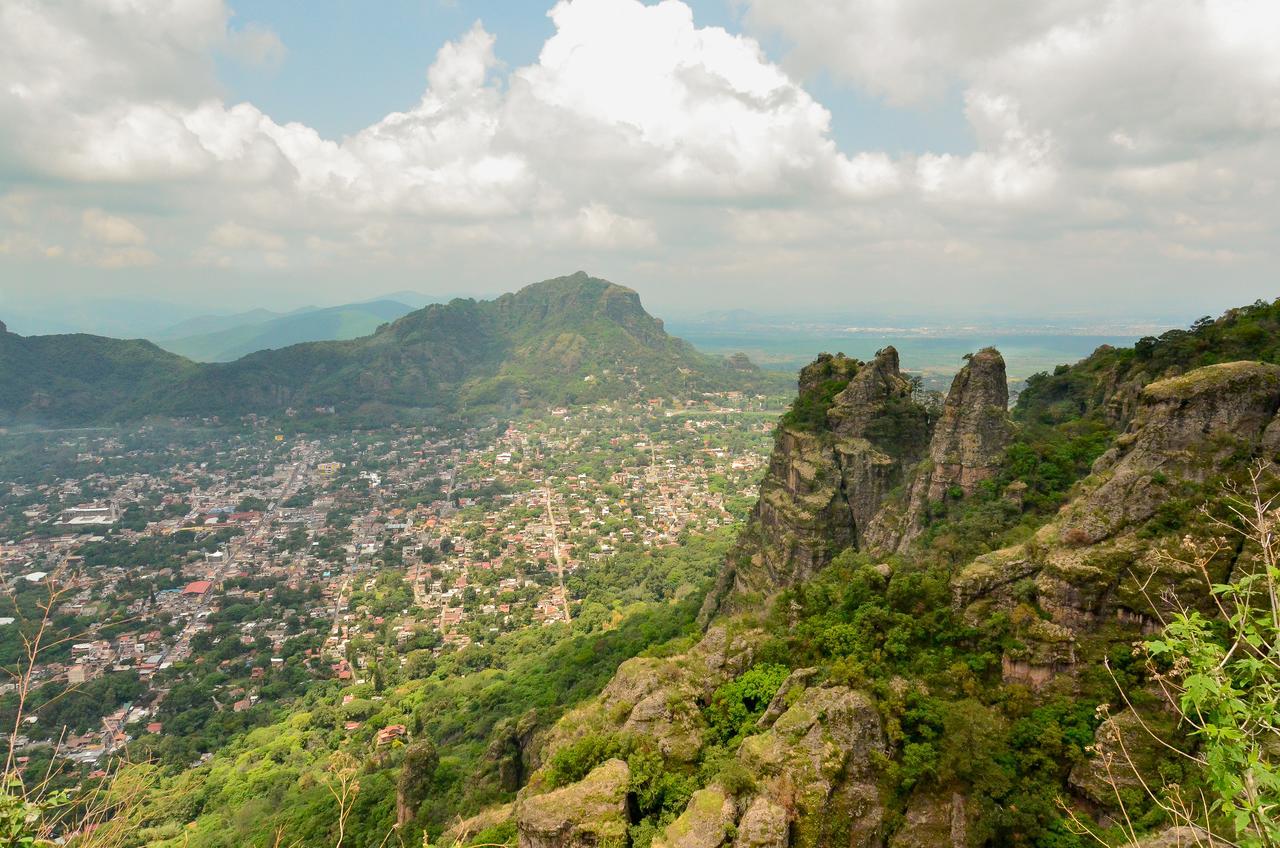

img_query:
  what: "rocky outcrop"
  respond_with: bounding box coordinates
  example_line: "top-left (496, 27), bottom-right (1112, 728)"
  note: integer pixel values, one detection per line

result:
top-left (1068, 709), bottom-right (1153, 810)
top-left (732, 796), bottom-right (789, 848)
top-left (652, 786), bottom-right (737, 848)
top-left (1057, 361), bottom-right (1280, 546)
top-left (443, 802), bottom-right (515, 847)
top-left (867, 348), bottom-right (1013, 554)
top-left (755, 667), bottom-right (817, 729)
top-left (520, 678), bottom-right (889, 848)
top-left (955, 360), bottom-right (1280, 692)
top-left (889, 788), bottom-right (975, 848)
top-left (487, 709), bottom-right (542, 791)
top-left (531, 625), bottom-right (763, 774)
top-left (701, 348), bottom-right (927, 620)
top-left (515, 758), bottom-right (630, 848)
top-left (735, 686), bottom-right (888, 848)
top-left (918, 348), bottom-right (1012, 498)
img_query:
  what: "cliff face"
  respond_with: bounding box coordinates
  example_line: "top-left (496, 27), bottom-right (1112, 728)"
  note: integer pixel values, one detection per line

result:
top-left (699, 347), bottom-right (926, 621)
top-left (955, 360), bottom-right (1280, 689)
top-left (701, 347), bottom-right (1017, 619)
top-left (866, 347), bottom-right (1013, 554)
top-left (918, 348), bottom-right (1012, 499)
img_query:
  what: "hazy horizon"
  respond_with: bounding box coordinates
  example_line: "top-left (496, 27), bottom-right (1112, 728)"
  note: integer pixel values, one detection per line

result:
top-left (0, 272), bottom-right (1225, 342)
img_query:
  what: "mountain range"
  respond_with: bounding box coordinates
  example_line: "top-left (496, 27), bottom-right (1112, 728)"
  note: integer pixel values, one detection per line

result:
top-left (0, 273), bottom-right (776, 427)
top-left (152, 299), bottom-right (418, 362)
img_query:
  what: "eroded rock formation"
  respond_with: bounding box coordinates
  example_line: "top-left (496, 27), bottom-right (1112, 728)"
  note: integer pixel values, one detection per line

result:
top-left (867, 347), bottom-right (1013, 554)
top-left (700, 347), bottom-right (927, 620)
top-left (497, 355), bottom-right (1280, 848)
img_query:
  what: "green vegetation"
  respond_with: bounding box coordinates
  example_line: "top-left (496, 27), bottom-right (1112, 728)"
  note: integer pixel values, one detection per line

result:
top-left (1119, 469), bottom-right (1280, 847)
top-left (704, 664), bottom-right (789, 745)
top-left (914, 419), bottom-right (1114, 564)
top-left (1019, 298), bottom-right (1280, 426)
top-left (98, 533), bottom-right (733, 847)
top-left (759, 551), bottom-right (1107, 845)
top-left (778, 353), bottom-right (858, 432)
top-left (1, 273), bottom-right (783, 426)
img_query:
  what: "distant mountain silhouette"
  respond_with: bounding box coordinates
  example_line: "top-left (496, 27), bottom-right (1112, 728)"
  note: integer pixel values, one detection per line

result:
top-left (0, 273), bottom-right (773, 426)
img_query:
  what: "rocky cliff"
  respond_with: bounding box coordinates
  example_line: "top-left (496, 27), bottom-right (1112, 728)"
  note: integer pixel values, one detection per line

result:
top-left (954, 360), bottom-right (1280, 690)
top-left (702, 346), bottom-right (1017, 620)
top-left (700, 347), bottom-right (929, 621)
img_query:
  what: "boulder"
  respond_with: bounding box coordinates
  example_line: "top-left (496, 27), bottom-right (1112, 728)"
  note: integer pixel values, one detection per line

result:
top-left (889, 788), bottom-right (975, 848)
top-left (533, 626), bottom-right (762, 773)
top-left (732, 796), bottom-right (788, 848)
top-left (737, 686), bottom-right (887, 848)
top-left (653, 786), bottom-right (736, 848)
top-left (516, 758), bottom-right (631, 848)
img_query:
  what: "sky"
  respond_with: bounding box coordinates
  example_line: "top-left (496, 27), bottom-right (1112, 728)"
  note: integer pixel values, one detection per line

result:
top-left (1, 0), bottom-right (1278, 330)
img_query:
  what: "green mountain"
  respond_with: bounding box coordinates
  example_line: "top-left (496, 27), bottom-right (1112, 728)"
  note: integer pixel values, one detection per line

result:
top-left (0, 273), bottom-right (775, 426)
top-left (154, 300), bottom-right (416, 362)
top-left (0, 319), bottom-right (199, 425)
top-left (154, 306), bottom-right (296, 341)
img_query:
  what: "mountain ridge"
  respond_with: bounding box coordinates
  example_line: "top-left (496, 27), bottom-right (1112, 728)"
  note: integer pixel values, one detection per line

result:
top-left (0, 272), bottom-right (775, 427)
top-left (154, 299), bottom-right (416, 362)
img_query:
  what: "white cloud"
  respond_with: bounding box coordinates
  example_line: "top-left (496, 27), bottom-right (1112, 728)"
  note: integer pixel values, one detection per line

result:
top-left (86, 245), bottom-right (159, 269)
top-left (74, 208), bottom-right (157, 267)
top-left (0, 0), bottom-right (1277, 316)
top-left (565, 204), bottom-right (658, 249)
top-left (745, 0), bottom-right (1280, 173)
top-left (82, 209), bottom-right (147, 245)
top-left (208, 221), bottom-right (285, 251)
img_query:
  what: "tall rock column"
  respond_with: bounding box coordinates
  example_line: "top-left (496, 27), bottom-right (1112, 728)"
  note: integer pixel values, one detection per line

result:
top-left (700, 347), bottom-right (928, 621)
top-left (868, 347), bottom-right (1013, 554)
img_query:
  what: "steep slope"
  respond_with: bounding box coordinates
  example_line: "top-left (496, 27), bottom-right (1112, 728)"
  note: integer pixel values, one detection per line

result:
top-left (484, 339), bottom-right (1280, 848)
top-left (0, 273), bottom-right (775, 426)
top-left (955, 360), bottom-right (1280, 685)
top-left (699, 347), bottom-right (931, 620)
top-left (0, 322), bottom-right (198, 425)
top-left (155, 300), bottom-right (414, 362)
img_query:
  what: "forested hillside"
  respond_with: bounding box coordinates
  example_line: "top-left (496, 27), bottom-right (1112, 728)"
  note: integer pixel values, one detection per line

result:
top-left (0, 273), bottom-right (778, 427)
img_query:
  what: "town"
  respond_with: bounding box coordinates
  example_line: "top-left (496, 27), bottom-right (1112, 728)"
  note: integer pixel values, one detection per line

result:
top-left (0, 393), bottom-right (777, 777)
